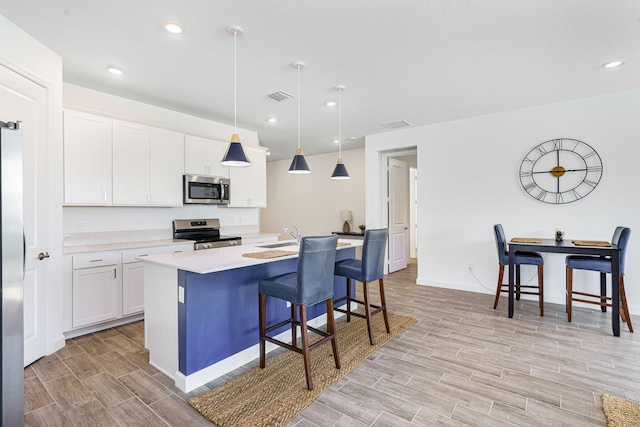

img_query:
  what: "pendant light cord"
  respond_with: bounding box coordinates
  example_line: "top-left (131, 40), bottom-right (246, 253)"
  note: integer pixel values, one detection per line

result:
top-left (297, 65), bottom-right (301, 149)
top-left (234, 30), bottom-right (237, 133)
top-left (338, 88), bottom-right (342, 158)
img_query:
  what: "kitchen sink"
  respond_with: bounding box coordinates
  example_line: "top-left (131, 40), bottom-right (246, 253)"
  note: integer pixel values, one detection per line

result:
top-left (257, 242), bottom-right (298, 249)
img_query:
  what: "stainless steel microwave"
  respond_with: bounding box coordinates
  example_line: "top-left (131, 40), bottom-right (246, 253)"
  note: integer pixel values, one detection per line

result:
top-left (183, 175), bottom-right (230, 204)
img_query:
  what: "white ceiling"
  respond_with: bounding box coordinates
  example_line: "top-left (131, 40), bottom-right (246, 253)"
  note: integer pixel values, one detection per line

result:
top-left (2, 1), bottom-right (640, 161)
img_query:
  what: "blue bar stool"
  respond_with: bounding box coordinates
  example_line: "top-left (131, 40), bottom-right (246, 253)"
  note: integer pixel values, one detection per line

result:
top-left (334, 228), bottom-right (390, 345)
top-left (493, 224), bottom-right (545, 316)
top-left (258, 235), bottom-right (340, 390)
top-left (566, 226), bottom-right (633, 332)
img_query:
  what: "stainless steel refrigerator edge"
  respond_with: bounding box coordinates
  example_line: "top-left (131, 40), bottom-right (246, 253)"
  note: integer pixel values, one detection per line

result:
top-left (1, 121), bottom-right (24, 426)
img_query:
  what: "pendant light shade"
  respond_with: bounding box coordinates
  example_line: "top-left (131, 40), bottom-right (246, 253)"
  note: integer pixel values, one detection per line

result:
top-left (221, 25), bottom-right (250, 167)
top-left (331, 85), bottom-right (350, 180)
top-left (288, 61), bottom-right (310, 174)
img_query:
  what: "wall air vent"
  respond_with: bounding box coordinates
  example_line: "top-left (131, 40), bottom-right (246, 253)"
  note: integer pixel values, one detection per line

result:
top-left (267, 91), bottom-right (294, 102)
top-left (381, 120), bottom-right (412, 129)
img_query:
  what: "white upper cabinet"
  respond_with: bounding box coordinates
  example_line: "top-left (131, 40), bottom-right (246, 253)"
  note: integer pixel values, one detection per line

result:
top-left (228, 145), bottom-right (267, 208)
top-left (184, 134), bottom-right (229, 178)
top-left (63, 110), bottom-right (112, 205)
top-left (150, 127), bottom-right (184, 205)
top-left (113, 120), bottom-right (150, 205)
top-left (113, 120), bottom-right (184, 206)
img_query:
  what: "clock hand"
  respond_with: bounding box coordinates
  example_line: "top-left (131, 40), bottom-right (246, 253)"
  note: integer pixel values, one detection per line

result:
top-left (530, 168), bottom-right (590, 174)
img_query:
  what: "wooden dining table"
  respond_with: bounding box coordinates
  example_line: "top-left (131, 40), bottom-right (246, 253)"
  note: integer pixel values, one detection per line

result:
top-left (507, 238), bottom-right (621, 336)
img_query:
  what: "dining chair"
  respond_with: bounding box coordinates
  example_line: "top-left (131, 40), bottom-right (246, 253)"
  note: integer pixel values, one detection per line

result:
top-left (566, 226), bottom-right (633, 332)
top-left (493, 224), bottom-right (545, 316)
top-left (334, 228), bottom-right (390, 345)
top-left (258, 235), bottom-right (340, 390)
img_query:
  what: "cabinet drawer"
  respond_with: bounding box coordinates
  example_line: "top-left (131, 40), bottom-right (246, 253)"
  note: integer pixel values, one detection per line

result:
top-left (72, 252), bottom-right (119, 269)
top-left (121, 244), bottom-right (193, 264)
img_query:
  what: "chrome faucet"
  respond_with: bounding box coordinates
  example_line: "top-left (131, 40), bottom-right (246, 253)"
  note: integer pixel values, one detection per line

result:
top-left (283, 226), bottom-right (301, 245)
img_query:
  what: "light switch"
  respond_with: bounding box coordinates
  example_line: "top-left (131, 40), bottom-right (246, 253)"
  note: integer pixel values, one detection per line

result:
top-left (178, 286), bottom-right (185, 303)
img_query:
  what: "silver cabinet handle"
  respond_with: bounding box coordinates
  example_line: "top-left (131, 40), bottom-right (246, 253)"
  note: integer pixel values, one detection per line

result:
top-left (89, 259), bottom-right (103, 263)
top-left (37, 252), bottom-right (50, 261)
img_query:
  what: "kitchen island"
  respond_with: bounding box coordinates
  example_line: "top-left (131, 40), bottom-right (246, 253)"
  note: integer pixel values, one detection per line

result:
top-left (140, 239), bottom-right (362, 392)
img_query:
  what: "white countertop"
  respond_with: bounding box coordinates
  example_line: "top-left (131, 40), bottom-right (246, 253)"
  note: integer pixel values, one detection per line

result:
top-left (63, 239), bottom-right (194, 255)
top-left (139, 238), bottom-right (363, 274)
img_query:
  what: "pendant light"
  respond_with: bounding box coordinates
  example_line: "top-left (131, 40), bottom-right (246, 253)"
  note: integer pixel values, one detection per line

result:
top-left (221, 25), bottom-right (250, 167)
top-left (288, 61), bottom-right (310, 174)
top-left (331, 85), bottom-right (350, 180)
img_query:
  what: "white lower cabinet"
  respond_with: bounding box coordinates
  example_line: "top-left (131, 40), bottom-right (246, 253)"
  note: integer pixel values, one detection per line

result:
top-left (241, 235), bottom-right (278, 245)
top-left (65, 243), bottom-right (193, 335)
top-left (71, 253), bottom-right (119, 328)
top-left (122, 261), bottom-right (145, 316)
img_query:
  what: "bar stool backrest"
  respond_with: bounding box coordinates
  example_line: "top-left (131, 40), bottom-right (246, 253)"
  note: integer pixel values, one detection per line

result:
top-left (297, 235), bottom-right (339, 306)
top-left (362, 228), bottom-right (389, 283)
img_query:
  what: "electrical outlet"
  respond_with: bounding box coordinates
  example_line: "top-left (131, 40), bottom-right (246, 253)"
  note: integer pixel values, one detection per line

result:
top-left (78, 220), bottom-right (85, 230)
top-left (286, 301), bottom-right (291, 308)
top-left (139, 219), bottom-right (144, 226)
top-left (468, 264), bottom-right (473, 269)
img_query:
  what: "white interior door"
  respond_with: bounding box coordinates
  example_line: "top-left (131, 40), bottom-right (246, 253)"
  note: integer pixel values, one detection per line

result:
top-left (0, 65), bottom-right (49, 366)
top-left (388, 158), bottom-right (409, 272)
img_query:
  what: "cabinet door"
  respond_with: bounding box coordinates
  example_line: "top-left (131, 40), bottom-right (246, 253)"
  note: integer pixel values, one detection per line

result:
top-left (122, 262), bottom-right (145, 316)
top-left (113, 120), bottom-right (150, 205)
top-left (72, 265), bottom-right (118, 328)
top-left (228, 146), bottom-right (267, 207)
top-left (150, 127), bottom-right (183, 206)
top-left (206, 139), bottom-right (230, 178)
top-left (184, 135), bottom-right (207, 175)
top-left (63, 110), bottom-right (112, 205)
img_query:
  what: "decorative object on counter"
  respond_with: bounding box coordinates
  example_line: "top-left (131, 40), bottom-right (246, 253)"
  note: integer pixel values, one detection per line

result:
top-left (601, 393), bottom-right (640, 426)
top-left (555, 228), bottom-right (564, 242)
top-left (221, 25), bottom-right (250, 167)
top-left (242, 249), bottom-right (297, 259)
top-left (288, 62), bottom-right (310, 174)
top-left (340, 210), bottom-right (352, 233)
top-left (188, 313), bottom-right (416, 427)
top-left (330, 85), bottom-right (350, 180)
top-left (358, 224), bottom-right (366, 234)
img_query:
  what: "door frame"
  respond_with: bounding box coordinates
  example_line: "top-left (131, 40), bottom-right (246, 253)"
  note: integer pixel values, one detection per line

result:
top-left (378, 148), bottom-right (416, 274)
top-left (0, 17), bottom-right (65, 360)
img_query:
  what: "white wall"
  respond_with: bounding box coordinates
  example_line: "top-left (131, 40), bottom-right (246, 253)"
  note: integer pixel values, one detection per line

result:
top-left (366, 88), bottom-right (640, 314)
top-left (262, 148), bottom-right (365, 238)
top-left (62, 84), bottom-right (262, 235)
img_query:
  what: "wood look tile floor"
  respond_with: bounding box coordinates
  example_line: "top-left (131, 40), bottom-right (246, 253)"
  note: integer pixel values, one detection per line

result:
top-left (24, 260), bottom-right (639, 426)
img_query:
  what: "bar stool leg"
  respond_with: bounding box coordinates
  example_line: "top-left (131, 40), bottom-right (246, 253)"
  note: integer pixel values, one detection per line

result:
top-left (326, 298), bottom-right (341, 368)
top-left (379, 278), bottom-right (390, 333)
top-left (515, 265), bottom-right (521, 300)
top-left (493, 264), bottom-right (504, 309)
top-left (259, 294), bottom-right (266, 368)
top-left (291, 304), bottom-right (297, 349)
top-left (346, 278), bottom-right (352, 322)
top-left (538, 265), bottom-right (544, 317)
top-left (600, 273), bottom-right (607, 313)
top-left (363, 281), bottom-right (374, 345)
top-left (566, 266), bottom-right (573, 322)
top-left (299, 305), bottom-right (313, 390)
top-left (620, 275), bottom-right (633, 333)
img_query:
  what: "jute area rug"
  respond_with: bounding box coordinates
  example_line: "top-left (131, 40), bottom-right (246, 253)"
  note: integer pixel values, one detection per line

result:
top-left (188, 312), bottom-right (416, 427)
top-left (602, 393), bottom-right (640, 426)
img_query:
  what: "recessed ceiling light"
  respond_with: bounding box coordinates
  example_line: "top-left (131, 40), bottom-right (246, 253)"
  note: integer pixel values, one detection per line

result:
top-left (603, 60), bottom-right (624, 68)
top-left (332, 139), bottom-right (340, 144)
top-left (266, 117), bottom-right (277, 123)
top-left (108, 67), bottom-right (123, 75)
top-left (163, 21), bottom-right (184, 34)
top-left (326, 101), bottom-right (336, 107)
top-left (266, 151), bottom-right (271, 156)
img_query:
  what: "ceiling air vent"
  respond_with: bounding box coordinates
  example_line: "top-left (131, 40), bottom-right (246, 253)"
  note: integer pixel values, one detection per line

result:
top-left (267, 90), bottom-right (294, 102)
top-left (381, 120), bottom-right (412, 129)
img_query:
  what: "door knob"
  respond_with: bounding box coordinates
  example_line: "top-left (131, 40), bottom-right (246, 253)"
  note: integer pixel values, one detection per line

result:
top-left (37, 252), bottom-right (50, 260)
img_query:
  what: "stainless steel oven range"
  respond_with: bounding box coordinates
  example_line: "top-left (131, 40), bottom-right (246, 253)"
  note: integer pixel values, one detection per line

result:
top-left (173, 218), bottom-right (242, 250)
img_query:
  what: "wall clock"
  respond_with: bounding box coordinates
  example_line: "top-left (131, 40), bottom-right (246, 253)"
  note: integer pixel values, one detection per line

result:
top-left (519, 138), bottom-right (603, 204)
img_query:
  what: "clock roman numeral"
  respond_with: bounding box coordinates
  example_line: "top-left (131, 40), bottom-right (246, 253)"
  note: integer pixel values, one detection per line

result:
top-left (586, 165), bottom-right (602, 172)
top-left (535, 145), bottom-right (547, 156)
top-left (519, 170), bottom-right (533, 177)
top-left (536, 190), bottom-right (547, 201)
top-left (583, 150), bottom-right (597, 159)
top-left (556, 193), bottom-right (564, 204)
top-left (552, 139), bottom-right (563, 150)
top-left (524, 182), bottom-right (537, 191)
top-left (583, 179), bottom-right (598, 188)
